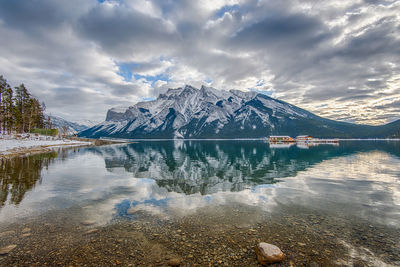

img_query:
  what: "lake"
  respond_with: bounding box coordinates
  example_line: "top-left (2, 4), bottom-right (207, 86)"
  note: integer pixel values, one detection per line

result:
top-left (0, 141), bottom-right (399, 266)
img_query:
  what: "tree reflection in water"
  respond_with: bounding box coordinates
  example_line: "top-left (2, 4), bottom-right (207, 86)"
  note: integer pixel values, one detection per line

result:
top-left (0, 152), bottom-right (57, 206)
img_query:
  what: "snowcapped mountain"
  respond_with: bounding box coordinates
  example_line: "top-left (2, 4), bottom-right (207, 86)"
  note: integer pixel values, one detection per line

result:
top-left (47, 115), bottom-right (90, 135)
top-left (80, 85), bottom-right (400, 139)
top-left (73, 119), bottom-right (100, 128)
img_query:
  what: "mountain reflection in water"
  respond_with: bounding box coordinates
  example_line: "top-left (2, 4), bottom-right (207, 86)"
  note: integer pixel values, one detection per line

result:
top-left (89, 141), bottom-right (399, 195)
top-left (0, 140), bottom-right (398, 267)
top-left (0, 141), bottom-right (399, 227)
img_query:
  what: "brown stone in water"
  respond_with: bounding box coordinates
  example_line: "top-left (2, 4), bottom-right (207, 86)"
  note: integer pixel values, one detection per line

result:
top-left (84, 229), bottom-right (99, 235)
top-left (127, 207), bottom-right (138, 215)
top-left (22, 227), bottom-right (31, 233)
top-left (81, 220), bottom-right (96, 226)
top-left (167, 257), bottom-right (182, 266)
top-left (0, 230), bottom-right (15, 238)
top-left (0, 245), bottom-right (17, 255)
top-left (255, 242), bottom-right (285, 265)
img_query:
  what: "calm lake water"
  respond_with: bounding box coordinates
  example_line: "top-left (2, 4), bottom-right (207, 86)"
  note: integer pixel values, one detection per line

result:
top-left (0, 141), bottom-right (399, 266)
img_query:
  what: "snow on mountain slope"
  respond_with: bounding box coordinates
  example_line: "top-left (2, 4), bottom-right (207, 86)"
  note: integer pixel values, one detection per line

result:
top-left (80, 85), bottom-right (398, 139)
top-left (47, 115), bottom-right (90, 135)
top-left (76, 119), bottom-right (102, 128)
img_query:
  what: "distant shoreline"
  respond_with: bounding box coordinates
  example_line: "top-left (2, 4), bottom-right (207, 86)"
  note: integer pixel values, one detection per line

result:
top-left (2, 136), bottom-right (399, 158)
top-left (0, 135), bottom-right (129, 158)
top-left (88, 137), bottom-right (400, 141)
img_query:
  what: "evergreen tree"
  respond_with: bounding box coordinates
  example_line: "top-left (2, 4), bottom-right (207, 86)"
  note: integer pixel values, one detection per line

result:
top-left (14, 84), bottom-right (31, 133)
top-left (2, 85), bottom-right (14, 134)
top-left (0, 75), bottom-right (46, 134)
top-left (30, 98), bottom-right (44, 130)
top-left (0, 76), bottom-right (6, 133)
top-left (46, 116), bottom-right (52, 129)
top-left (0, 75), bottom-right (10, 134)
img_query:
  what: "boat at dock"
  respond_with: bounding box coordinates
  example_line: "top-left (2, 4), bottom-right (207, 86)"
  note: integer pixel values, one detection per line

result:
top-left (295, 135), bottom-right (339, 143)
top-left (269, 136), bottom-right (296, 143)
top-left (268, 135), bottom-right (339, 147)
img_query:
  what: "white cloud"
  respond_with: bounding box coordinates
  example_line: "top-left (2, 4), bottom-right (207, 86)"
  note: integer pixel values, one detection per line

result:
top-left (0, 0), bottom-right (399, 124)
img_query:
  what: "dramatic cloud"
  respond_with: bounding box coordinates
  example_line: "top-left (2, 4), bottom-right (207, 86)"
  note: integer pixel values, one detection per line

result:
top-left (0, 0), bottom-right (399, 124)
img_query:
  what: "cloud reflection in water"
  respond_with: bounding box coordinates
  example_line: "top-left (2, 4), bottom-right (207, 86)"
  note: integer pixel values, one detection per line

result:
top-left (0, 141), bottom-right (399, 228)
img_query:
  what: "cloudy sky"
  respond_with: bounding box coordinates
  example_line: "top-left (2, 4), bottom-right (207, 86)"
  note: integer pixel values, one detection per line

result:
top-left (0, 0), bottom-right (399, 124)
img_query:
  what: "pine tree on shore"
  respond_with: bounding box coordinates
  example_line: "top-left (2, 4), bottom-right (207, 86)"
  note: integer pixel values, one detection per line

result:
top-left (0, 76), bottom-right (4, 133)
top-left (30, 98), bottom-right (44, 130)
top-left (0, 75), bottom-right (46, 134)
top-left (14, 84), bottom-right (31, 133)
top-left (0, 75), bottom-right (9, 133)
top-left (2, 85), bottom-right (14, 134)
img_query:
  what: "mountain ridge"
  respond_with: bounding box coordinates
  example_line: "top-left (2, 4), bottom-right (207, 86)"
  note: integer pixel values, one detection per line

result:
top-left (46, 115), bottom-right (91, 135)
top-left (80, 85), bottom-right (400, 139)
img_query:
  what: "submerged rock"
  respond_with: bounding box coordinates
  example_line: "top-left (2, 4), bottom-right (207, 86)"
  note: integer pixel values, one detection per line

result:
top-left (0, 245), bottom-right (17, 255)
top-left (22, 227), bottom-right (31, 233)
top-left (255, 242), bottom-right (285, 265)
top-left (0, 230), bottom-right (15, 238)
top-left (81, 220), bottom-right (96, 226)
top-left (167, 257), bottom-right (182, 266)
top-left (127, 207), bottom-right (138, 215)
top-left (84, 229), bottom-right (99, 235)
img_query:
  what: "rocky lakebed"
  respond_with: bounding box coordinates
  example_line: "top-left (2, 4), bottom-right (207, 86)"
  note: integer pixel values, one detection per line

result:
top-left (0, 203), bottom-right (398, 266)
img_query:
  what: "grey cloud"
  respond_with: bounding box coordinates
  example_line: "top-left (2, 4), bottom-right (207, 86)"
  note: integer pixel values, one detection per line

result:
top-left (0, 0), bottom-right (65, 31)
top-left (49, 87), bottom-right (93, 106)
top-left (0, 0), bottom-right (93, 34)
top-left (76, 3), bottom-right (178, 60)
top-left (231, 12), bottom-right (330, 50)
top-left (110, 83), bottom-right (144, 96)
top-left (365, 80), bottom-right (386, 89)
top-left (219, 1), bottom-right (400, 114)
top-left (0, 0), bottom-right (399, 124)
top-left (374, 101), bottom-right (400, 110)
top-left (333, 17), bottom-right (400, 61)
top-left (45, 86), bottom-right (138, 121)
top-left (337, 94), bottom-right (374, 102)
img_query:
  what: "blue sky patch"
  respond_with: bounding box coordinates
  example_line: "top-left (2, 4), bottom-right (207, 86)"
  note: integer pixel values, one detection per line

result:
top-left (117, 62), bottom-right (170, 85)
top-left (117, 62), bottom-right (140, 82)
top-left (141, 97), bottom-right (156, 102)
top-left (134, 73), bottom-right (170, 86)
top-left (216, 4), bottom-right (239, 18)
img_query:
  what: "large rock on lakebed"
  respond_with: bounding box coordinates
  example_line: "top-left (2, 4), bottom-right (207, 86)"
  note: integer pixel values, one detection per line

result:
top-left (0, 245), bottom-right (17, 255)
top-left (255, 242), bottom-right (285, 265)
top-left (167, 257), bottom-right (182, 266)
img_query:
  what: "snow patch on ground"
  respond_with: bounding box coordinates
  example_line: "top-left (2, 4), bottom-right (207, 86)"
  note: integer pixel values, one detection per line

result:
top-left (0, 134), bottom-right (91, 154)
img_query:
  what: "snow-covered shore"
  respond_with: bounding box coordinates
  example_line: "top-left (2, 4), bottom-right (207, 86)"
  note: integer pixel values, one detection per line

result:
top-left (0, 134), bottom-right (92, 155)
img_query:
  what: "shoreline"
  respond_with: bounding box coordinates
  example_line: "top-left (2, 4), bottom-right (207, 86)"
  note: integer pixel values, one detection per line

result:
top-left (2, 136), bottom-right (398, 158)
top-left (87, 137), bottom-right (400, 141)
top-left (0, 135), bottom-right (130, 159)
